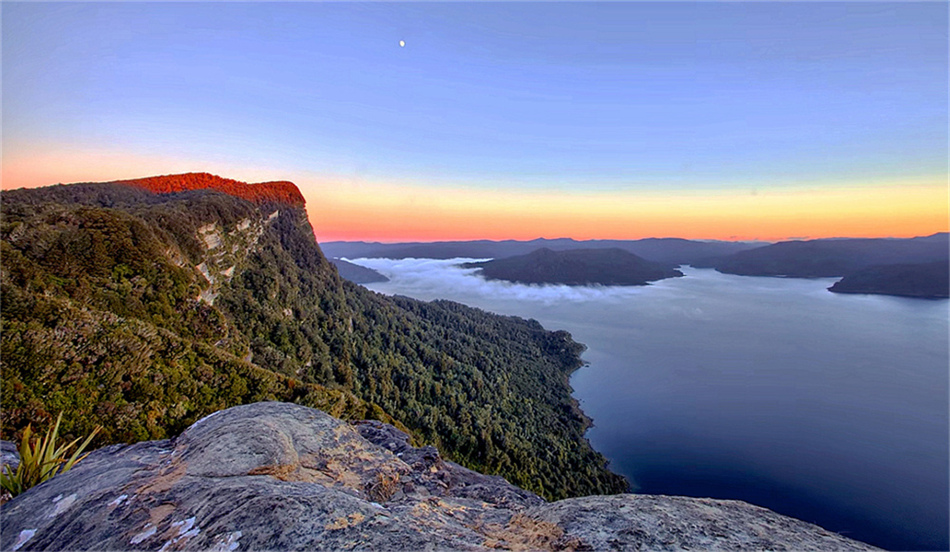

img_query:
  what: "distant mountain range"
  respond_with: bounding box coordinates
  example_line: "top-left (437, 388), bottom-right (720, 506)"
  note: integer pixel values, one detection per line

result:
top-left (463, 248), bottom-right (683, 286)
top-left (330, 233), bottom-right (948, 298)
top-left (692, 234), bottom-right (948, 277)
top-left (690, 233), bottom-right (948, 298)
top-left (321, 237), bottom-right (761, 266)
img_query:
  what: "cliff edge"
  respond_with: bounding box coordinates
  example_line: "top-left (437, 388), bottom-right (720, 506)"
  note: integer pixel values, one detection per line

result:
top-left (0, 402), bottom-right (878, 551)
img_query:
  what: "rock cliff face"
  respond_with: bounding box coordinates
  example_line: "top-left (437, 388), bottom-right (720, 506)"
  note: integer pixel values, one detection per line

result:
top-left (0, 402), bottom-right (878, 551)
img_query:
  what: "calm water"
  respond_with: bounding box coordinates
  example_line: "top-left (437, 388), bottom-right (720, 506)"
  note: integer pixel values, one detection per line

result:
top-left (357, 259), bottom-right (949, 551)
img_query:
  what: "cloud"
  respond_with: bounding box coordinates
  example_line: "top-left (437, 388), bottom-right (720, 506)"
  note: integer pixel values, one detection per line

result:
top-left (342, 257), bottom-right (853, 329)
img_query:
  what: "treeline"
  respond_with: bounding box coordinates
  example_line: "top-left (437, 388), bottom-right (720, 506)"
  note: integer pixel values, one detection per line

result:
top-left (1, 178), bottom-right (627, 500)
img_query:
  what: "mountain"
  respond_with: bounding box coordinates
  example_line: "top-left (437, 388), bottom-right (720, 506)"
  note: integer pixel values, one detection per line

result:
top-left (694, 234), bottom-right (949, 278)
top-left (328, 258), bottom-right (389, 284)
top-left (0, 402), bottom-right (879, 551)
top-left (0, 173), bottom-right (626, 500)
top-left (464, 248), bottom-right (684, 286)
top-left (829, 261), bottom-right (949, 299)
top-left (321, 238), bottom-right (761, 266)
top-left (592, 237), bottom-right (764, 266)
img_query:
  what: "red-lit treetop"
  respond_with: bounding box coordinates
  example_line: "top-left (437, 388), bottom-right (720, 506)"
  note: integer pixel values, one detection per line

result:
top-left (113, 173), bottom-right (305, 206)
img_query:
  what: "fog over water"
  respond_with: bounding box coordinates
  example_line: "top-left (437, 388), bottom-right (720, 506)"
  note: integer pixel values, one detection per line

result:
top-left (353, 258), bottom-right (949, 551)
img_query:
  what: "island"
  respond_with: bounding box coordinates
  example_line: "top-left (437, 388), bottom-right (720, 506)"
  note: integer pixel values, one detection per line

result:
top-left (829, 261), bottom-right (949, 299)
top-left (463, 247), bottom-right (684, 286)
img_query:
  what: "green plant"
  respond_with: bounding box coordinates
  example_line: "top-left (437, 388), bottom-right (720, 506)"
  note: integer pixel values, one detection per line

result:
top-left (0, 413), bottom-right (101, 497)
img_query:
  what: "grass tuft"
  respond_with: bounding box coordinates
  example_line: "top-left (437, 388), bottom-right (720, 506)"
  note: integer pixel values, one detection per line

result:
top-left (0, 412), bottom-right (101, 498)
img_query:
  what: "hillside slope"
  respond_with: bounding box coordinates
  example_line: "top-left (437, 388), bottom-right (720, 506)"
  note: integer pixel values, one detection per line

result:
top-left (0, 174), bottom-right (625, 500)
top-left (1, 181), bottom-right (394, 443)
top-left (328, 258), bottom-right (389, 284)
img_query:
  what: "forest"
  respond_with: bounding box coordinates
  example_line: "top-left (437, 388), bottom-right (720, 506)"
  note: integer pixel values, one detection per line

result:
top-left (0, 177), bottom-right (627, 500)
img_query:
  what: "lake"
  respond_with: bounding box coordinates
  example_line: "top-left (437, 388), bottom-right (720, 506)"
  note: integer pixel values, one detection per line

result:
top-left (355, 259), bottom-right (949, 551)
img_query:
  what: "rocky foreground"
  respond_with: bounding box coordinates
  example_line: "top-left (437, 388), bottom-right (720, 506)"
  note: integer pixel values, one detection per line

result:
top-left (1, 402), bottom-right (877, 551)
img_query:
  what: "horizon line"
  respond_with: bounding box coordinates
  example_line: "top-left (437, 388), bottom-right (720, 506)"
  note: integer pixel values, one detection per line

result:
top-left (315, 232), bottom-right (949, 245)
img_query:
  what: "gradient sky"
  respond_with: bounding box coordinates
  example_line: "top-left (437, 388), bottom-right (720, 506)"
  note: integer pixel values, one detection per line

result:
top-left (3, 2), bottom-right (947, 242)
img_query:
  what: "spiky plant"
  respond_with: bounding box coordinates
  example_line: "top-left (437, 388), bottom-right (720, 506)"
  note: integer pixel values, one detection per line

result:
top-left (0, 413), bottom-right (101, 497)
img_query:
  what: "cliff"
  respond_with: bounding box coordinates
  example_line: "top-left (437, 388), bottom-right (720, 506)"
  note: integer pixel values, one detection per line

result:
top-left (0, 402), bottom-right (878, 551)
top-left (1, 174), bottom-right (625, 501)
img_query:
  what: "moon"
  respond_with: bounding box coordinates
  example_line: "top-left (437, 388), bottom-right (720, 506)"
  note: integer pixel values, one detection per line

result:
top-left (399, 40), bottom-right (405, 47)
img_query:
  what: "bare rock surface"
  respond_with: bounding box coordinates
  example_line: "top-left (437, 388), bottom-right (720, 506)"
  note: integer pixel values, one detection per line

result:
top-left (0, 402), bottom-right (878, 551)
top-left (0, 441), bottom-right (18, 473)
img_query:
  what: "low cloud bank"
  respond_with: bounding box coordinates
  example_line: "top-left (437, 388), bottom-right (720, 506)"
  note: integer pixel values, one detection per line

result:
top-left (345, 257), bottom-right (663, 306)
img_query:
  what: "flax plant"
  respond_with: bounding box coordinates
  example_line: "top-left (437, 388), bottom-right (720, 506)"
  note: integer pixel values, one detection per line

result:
top-left (0, 413), bottom-right (101, 497)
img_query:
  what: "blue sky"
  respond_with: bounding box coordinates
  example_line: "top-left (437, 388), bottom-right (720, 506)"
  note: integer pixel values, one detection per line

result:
top-left (3, 2), bottom-right (947, 240)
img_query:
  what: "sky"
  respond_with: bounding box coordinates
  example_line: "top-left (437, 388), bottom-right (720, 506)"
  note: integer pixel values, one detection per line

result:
top-left (2, 2), bottom-right (948, 242)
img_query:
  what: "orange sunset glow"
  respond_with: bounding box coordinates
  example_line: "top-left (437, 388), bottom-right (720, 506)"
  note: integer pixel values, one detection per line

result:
top-left (304, 178), bottom-right (947, 243)
top-left (4, 151), bottom-right (946, 243)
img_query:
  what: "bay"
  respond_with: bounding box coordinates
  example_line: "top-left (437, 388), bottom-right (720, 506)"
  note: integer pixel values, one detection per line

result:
top-left (357, 259), bottom-right (949, 551)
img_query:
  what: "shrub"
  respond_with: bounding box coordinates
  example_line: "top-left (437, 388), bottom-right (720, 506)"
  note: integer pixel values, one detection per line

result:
top-left (0, 412), bottom-right (101, 497)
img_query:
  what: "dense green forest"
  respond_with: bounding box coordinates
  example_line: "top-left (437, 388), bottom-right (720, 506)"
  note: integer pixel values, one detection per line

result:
top-left (1, 187), bottom-right (399, 443)
top-left (0, 177), bottom-right (627, 500)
